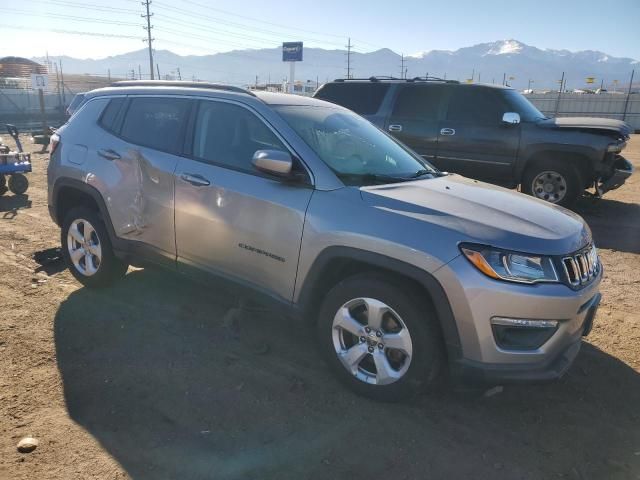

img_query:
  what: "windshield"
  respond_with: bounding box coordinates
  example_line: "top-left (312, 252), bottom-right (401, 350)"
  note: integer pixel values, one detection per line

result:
top-left (501, 90), bottom-right (547, 122)
top-left (274, 105), bottom-right (437, 185)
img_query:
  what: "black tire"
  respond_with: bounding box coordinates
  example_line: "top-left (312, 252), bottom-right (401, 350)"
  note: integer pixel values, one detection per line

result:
top-left (8, 174), bottom-right (29, 195)
top-left (61, 206), bottom-right (128, 288)
top-left (0, 175), bottom-right (6, 196)
top-left (522, 160), bottom-right (583, 208)
top-left (317, 273), bottom-right (444, 402)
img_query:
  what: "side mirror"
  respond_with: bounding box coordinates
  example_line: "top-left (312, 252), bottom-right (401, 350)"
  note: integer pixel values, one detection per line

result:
top-left (252, 150), bottom-right (293, 177)
top-left (502, 112), bottom-right (521, 125)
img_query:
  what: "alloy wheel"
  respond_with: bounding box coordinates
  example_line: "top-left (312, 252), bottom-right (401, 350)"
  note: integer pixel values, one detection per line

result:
top-left (67, 218), bottom-right (102, 277)
top-left (332, 297), bottom-right (413, 385)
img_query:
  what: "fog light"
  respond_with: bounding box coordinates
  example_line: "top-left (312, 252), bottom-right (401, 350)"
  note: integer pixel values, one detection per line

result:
top-left (491, 317), bottom-right (559, 350)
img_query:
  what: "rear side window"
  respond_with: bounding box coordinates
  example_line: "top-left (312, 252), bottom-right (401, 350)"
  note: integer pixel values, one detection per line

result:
top-left (392, 85), bottom-right (444, 120)
top-left (98, 98), bottom-right (125, 132)
top-left (120, 97), bottom-right (190, 154)
top-left (446, 88), bottom-right (502, 124)
top-left (315, 83), bottom-right (389, 115)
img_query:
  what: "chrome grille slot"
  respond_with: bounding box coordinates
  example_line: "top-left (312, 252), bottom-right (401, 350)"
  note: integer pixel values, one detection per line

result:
top-left (562, 245), bottom-right (600, 287)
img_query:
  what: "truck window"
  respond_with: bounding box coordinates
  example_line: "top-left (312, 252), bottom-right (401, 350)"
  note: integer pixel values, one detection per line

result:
top-left (392, 85), bottom-right (444, 120)
top-left (446, 88), bottom-right (502, 125)
top-left (315, 83), bottom-right (389, 115)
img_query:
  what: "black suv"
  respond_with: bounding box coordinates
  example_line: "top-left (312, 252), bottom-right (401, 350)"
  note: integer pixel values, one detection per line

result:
top-left (314, 78), bottom-right (633, 207)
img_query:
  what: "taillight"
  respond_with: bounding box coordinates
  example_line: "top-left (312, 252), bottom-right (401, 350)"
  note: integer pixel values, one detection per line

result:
top-left (49, 133), bottom-right (60, 156)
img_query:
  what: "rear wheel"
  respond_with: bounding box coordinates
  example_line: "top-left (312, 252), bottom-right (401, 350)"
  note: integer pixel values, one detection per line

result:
top-left (522, 160), bottom-right (582, 207)
top-left (61, 207), bottom-right (128, 288)
top-left (317, 274), bottom-right (444, 401)
top-left (8, 174), bottom-right (29, 195)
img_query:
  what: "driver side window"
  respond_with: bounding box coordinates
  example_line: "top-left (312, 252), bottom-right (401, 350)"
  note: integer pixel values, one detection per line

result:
top-left (192, 101), bottom-right (287, 173)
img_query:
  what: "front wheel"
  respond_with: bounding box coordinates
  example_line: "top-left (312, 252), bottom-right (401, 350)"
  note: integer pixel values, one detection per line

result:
top-left (522, 160), bottom-right (583, 207)
top-left (61, 207), bottom-right (128, 288)
top-left (317, 274), bottom-right (444, 401)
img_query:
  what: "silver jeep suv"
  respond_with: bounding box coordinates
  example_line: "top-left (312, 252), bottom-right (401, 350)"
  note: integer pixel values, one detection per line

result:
top-left (48, 81), bottom-right (602, 400)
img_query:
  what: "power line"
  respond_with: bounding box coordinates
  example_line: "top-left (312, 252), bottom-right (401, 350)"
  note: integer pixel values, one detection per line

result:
top-left (3, 24), bottom-right (141, 39)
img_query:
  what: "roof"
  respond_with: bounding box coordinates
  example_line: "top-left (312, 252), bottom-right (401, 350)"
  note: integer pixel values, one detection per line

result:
top-left (87, 81), bottom-right (336, 108)
top-left (253, 91), bottom-right (333, 107)
top-left (0, 57), bottom-right (47, 78)
top-left (326, 77), bottom-right (512, 90)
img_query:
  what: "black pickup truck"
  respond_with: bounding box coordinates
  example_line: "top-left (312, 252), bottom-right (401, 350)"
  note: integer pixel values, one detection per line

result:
top-left (314, 78), bottom-right (633, 207)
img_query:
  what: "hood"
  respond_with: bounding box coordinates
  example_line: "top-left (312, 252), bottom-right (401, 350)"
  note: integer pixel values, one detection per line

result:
top-left (538, 116), bottom-right (632, 136)
top-left (360, 175), bottom-right (592, 256)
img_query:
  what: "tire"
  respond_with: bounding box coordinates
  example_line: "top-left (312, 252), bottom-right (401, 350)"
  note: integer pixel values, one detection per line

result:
top-left (0, 175), bottom-right (6, 196)
top-left (8, 174), bottom-right (29, 195)
top-left (61, 206), bottom-right (128, 288)
top-left (317, 273), bottom-right (444, 402)
top-left (522, 160), bottom-right (583, 208)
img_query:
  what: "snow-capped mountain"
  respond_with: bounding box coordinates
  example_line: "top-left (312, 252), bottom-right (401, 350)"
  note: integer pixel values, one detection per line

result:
top-left (35, 40), bottom-right (638, 90)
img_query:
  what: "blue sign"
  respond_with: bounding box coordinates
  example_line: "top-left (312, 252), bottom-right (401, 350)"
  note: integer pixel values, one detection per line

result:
top-left (282, 42), bottom-right (303, 62)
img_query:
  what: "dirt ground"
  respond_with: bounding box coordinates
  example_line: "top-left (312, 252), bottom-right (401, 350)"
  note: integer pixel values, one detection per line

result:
top-left (1, 134), bottom-right (639, 480)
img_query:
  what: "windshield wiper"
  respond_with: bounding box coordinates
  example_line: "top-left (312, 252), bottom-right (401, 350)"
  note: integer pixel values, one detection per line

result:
top-left (410, 169), bottom-right (435, 178)
top-left (337, 173), bottom-right (415, 185)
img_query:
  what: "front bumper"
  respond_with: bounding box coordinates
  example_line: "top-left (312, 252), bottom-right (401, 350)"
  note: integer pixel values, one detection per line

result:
top-left (597, 155), bottom-right (634, 196)
top-left (434, 255), bottom-right (602, 384)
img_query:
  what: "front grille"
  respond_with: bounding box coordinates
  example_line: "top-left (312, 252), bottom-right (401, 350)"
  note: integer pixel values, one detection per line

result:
top-left (562, 245), bottom-right (600, 287)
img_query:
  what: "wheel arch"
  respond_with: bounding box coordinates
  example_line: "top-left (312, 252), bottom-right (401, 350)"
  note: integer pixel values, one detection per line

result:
top-left (296, 246), bottom-right (463, 362)
top-left (517, 145), bottom-right (597, 186)
top-left (52, 178), bottom-right (118, 245)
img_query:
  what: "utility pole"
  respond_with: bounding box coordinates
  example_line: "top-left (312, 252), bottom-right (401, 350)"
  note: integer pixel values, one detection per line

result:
top-left (622, 69), bottom-right (635, 121)
top-left (107, 68), bottom-right (111, 82)
top-left (502, 72), bottom-right (506, 86)
top-left (554, 71), bottom-right (565, 117)
top-left (400, 53), bottom-right (406, 79)
top-left (156, 63), bottom-right (160, 79)
top-left (345, 37), bottom-right (354, 79)
top-left (59, 59), bottom-right (66, 106)
top-left (53, 62), bottom-right (62, 111)
top-left (177, 67), bottom-right (182, 80)
top-left (471, 68), bottom-right (475, 81)
top-left (138, 64), bottom-right (142, 80)
top-left (142, 0), bottom-right (155, 80)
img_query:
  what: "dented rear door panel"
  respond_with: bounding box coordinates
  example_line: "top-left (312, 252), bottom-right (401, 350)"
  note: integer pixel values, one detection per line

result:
top-left (86, 129), bottom-right (180, 260)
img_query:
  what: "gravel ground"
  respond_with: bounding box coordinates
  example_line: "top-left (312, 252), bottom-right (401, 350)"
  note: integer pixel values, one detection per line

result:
top-left (0, 135), bottom-right (639, 480)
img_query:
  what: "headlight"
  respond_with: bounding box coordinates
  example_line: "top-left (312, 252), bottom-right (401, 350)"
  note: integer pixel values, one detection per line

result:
top-left (460, 244), bottom-right (558, 284)
top-left (607, 142), bottom-right (625, 153)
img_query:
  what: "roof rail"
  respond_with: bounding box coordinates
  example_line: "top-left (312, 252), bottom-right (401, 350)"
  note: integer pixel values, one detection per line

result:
top-left (332, 76), bottom-right (459, 84)
top-left (110, 80), bottom-right (256, 96)
top-left (408, 76), bottom-right (459, 84)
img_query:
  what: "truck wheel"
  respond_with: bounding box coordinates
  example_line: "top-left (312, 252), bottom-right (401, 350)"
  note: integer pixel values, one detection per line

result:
top-left (522, 160), bottom-right (582, 207)
top-left (0, 175), bottom-right (6, 196)
top-left (61, 206), bottom-right (128, 288)
top-left (8, 174), bottom-right (29, 195)
top-left (317, 273), bottom-right (444, 401)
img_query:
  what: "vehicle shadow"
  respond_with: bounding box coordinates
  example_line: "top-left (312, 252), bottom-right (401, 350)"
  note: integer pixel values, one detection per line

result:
top-left (54, 269), bottom-right (640, 480)
top-left (575, 196), bottom-right (640, 254)
top-left (33, 247), bottom-right (67, 276)
top-left (0, 193), bottom-right (32, 219)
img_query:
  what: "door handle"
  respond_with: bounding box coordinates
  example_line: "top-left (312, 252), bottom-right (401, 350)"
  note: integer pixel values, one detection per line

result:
top-left (440, 128), bottom-right (456, 136)
top-left (180, 173), bottom-right (211, 187)
top-left (388, 124), bottom-right (403, 132)
top-left (97, 148), bottom-right (121, 161)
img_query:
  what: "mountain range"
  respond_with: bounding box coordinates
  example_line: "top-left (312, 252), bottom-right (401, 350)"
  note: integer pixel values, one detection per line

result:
top-left (35, 39), bottom-right (638, 90)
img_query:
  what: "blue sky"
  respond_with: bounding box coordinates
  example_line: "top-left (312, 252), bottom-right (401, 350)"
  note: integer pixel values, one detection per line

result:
top-left (1, 0), bottom-right (639, 60)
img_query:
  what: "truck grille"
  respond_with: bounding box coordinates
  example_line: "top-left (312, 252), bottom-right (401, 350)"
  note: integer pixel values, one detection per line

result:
top-left (562, 245), bottom-right (600, 287)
